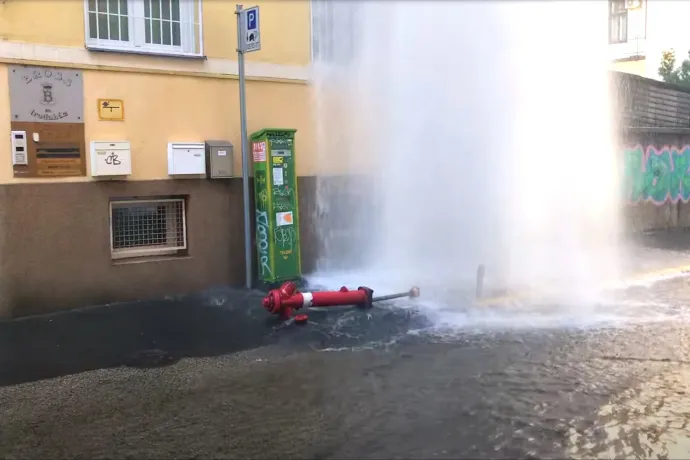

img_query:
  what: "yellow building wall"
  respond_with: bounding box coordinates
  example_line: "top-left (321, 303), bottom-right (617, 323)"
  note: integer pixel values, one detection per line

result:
top-left (0, 0), bottom-right (85, 47)
top-left (203, 0), bottom-right (311, 65)
top-left (0, 0), bottom-right (318, 184)
top-left (610, 59), bottom-right (647, 77)
top-left (0, 0), bottom-right (311, 66)
top-left (0, 64), bottom-right (316, 183)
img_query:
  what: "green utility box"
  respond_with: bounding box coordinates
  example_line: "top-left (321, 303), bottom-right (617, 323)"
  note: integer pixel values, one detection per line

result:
top-left (250, 128), bottom-right (302, 284)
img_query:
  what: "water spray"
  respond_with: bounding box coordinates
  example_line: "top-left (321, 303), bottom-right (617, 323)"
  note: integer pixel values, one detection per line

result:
top-left (262, 281), bottom-right (421, 324)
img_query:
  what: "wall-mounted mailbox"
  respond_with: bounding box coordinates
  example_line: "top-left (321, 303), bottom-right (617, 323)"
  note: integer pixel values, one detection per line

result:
top-left (205, 140), bottom-right (234, 179)
top-left (168, 142), bottom-right (206, 176)
top-left (10, 130), bottom-right (28, 166)
top-left (90, 141), bottom-right (132, 176)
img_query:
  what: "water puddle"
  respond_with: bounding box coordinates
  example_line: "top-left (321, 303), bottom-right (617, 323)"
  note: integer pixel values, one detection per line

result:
top-left (303, 268), bottom-right (690, 345)
top-left (568, 366), bottom-right (690, 459)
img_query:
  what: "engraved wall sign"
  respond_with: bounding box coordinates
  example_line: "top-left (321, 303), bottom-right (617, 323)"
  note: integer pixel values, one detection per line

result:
top-left (8, 65), bottom-right (84, 124)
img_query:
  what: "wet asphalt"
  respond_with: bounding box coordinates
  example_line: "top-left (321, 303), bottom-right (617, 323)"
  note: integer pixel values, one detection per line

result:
top-left (3, 232), bottom-right (690, 459)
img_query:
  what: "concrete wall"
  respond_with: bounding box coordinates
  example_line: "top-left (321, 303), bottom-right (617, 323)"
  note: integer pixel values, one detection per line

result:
top-left (612, 71), bottom-right (690, 128)
top-left (0, 176), bottom-right (326, 318)
top-left (622, 128), bottom-right (690, 232)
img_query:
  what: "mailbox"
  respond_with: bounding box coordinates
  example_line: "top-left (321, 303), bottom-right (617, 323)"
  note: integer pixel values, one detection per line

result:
top-left (167, 142), bottom-right (206, 175)
top-left (90, 141), bottom-right (132, 176)
top-left (205, 140), bottom-right (234, 179)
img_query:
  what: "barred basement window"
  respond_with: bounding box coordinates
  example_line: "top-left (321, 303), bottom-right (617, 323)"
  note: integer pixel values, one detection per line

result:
top-left (110, 198), bottom-right (187, 259)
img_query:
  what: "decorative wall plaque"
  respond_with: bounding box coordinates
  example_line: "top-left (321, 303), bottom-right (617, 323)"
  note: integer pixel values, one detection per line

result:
top-left (97, 98), bottom-right (125, 121)
top-left (8, 65), bottom-right (84, 124)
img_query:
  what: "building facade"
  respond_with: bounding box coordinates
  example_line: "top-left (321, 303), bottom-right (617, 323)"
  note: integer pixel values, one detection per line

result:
top-left (608, 0), bottom-right (690, 80)
top-left (607, 1), bottom-right (690, 232)
top-left (0, 0), bottom-right (321, 317)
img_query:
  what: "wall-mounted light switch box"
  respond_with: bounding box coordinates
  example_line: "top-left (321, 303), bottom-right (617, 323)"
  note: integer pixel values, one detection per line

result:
top-left (167, 142), bottom-right (206, 176)
top-left (10, 130), bottom-right (28, 166)
top-left (90, 141), bottom-right (132, 176)
top-left (205, 140), bottom-right (234, 179)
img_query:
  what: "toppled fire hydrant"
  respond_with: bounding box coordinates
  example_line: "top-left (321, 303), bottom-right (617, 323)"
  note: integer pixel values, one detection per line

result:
top-left (262, 282), bottom-right (420, 324)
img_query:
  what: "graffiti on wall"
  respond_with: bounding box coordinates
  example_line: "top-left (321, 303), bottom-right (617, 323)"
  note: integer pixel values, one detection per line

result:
top-left (624, 145), bottom-right (690, 205)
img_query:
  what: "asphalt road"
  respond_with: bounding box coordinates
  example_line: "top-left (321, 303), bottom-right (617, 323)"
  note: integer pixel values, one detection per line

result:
top-left (3, 232), bottom-right (690, 459)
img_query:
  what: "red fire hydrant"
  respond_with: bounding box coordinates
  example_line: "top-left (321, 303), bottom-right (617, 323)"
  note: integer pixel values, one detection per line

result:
top-left (262, 281), bottom-right (374, 320)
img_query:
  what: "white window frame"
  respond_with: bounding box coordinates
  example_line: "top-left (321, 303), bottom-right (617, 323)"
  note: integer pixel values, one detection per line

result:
top-left (84, 0), bottom-right (203, 57)
top-left (109, 198), bottom-right (188, 260)
top-left (609, 0), bottom-right (628, 44)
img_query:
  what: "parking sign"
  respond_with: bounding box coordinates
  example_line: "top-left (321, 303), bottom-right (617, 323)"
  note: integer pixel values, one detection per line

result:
top-left (243, 6), bottom-right (260, 52)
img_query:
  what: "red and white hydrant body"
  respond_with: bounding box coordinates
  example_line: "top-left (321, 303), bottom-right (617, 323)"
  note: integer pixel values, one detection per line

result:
top-left (262, 282), bottom-right (374, 320)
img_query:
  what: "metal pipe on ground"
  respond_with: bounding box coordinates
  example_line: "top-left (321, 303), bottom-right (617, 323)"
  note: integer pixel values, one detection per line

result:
top-left (476, 264), bottom-right (485, 299)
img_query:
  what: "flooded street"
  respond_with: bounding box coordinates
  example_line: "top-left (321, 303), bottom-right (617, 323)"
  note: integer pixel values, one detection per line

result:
top-left (1, 1), bottom-right (687, 459)
top-left (4, 266), bottom-right (690, 458)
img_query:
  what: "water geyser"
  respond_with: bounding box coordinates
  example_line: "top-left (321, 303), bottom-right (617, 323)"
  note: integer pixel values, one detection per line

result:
top-left (309, 0), bottom-right (621, 300)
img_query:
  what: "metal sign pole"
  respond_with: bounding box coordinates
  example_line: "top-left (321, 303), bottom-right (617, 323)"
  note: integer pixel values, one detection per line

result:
top-left (236, 4), bottom-right (252, 289)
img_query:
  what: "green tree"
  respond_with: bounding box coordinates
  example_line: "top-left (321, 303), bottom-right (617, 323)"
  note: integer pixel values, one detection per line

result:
top-left (658, 49), bottom-right (690, 89)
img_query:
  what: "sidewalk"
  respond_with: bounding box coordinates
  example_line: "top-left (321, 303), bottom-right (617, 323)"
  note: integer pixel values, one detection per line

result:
top-left (0, 288), bottom-right (272, 387)
top-left (4, 230), bottom-right (690, 388)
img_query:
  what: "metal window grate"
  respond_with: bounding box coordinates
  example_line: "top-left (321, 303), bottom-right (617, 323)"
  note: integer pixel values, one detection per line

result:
top-left (88, 0), bottom-right (130, 41)
top-left (110, 198), bottom-right (187, 259)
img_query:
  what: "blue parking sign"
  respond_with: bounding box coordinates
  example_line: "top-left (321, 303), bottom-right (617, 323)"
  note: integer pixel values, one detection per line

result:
top-left (247, 9), bottom-right (257, 30)
top-left (243, 6), bottom-right (260, 52)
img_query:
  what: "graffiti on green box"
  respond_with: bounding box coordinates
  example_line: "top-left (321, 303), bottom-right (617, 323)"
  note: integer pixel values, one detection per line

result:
top-left (624, 145), bottom-right (690, 205)
top-left (254, 169), bottom-right (273, 278)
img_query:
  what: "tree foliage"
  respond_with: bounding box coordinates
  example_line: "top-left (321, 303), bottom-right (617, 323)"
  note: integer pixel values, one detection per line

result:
top-left (658, 49), bottom-right (690, 89)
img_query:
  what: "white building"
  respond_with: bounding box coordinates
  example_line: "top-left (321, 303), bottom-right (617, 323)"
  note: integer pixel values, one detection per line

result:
top-left (609, 0), bottom-right (690, 80)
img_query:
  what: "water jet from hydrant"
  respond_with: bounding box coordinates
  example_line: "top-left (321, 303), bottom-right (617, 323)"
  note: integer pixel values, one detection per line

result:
top-left (309, 1), bottom-right (620, 303)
